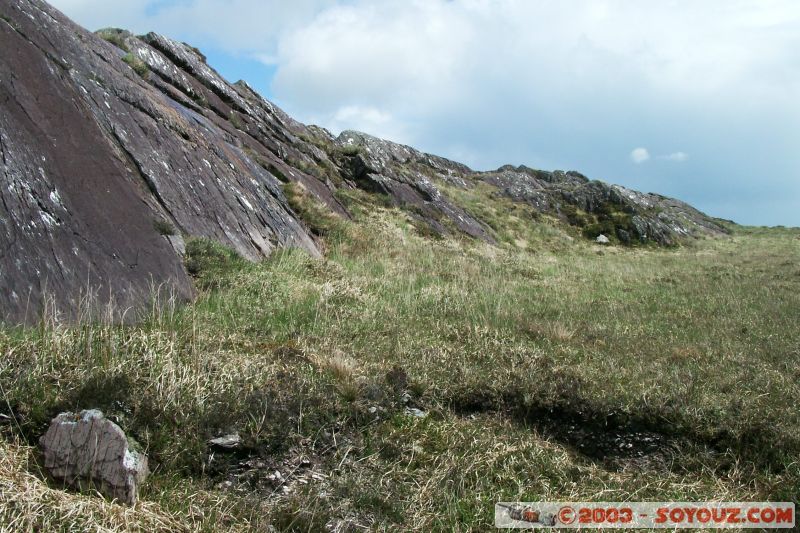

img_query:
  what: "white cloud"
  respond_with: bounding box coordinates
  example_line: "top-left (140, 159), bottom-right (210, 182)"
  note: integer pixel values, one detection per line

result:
top-left (48, 0), bottom-right (146, 30)
top-left (660, 152), bottom-right (689, 162)
top-left (49, 0), bottom-right (336, 54)
top-left (321, 105), bottom-right (408, 143)
top-left (630, 148), bottom-right (651, 164)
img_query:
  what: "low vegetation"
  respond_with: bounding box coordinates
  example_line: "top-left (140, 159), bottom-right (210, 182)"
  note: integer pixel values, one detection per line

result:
top-left (1, 190), bottom-right (798, 530)
top-left (122, 52), bottom-right (149, 79)
top-left (96, 28), bottom-right (131, 52)
top-left (153, 219), bottom-right (176, 237)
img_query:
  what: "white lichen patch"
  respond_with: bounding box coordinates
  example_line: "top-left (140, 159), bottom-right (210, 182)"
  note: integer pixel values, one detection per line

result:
top-left (40, 211), bottom-right (59, 227)
top-left (239, 196), bottom-right (254, 211)
top-left (49, 189), bottom-right (63, 206)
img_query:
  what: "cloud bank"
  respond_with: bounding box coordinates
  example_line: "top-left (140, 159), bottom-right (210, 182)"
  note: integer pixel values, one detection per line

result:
top-left (49, 0), bottom-right (800, 226)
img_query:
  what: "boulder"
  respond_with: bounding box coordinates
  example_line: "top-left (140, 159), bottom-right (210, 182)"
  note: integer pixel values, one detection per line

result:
top-left (596, 234), bottom-right (611, 244)
top-left (209, 433), bottom-right (242, 450)
top-left (39, 409), bottom-right (148, 505)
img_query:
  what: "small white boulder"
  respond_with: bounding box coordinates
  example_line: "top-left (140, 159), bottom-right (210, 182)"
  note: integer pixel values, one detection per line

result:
top-left (39, 409), bottom-right (148, 505)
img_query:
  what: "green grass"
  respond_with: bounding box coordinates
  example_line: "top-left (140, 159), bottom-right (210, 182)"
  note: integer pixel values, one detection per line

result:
top-left (153, 219), bottom-right (176, 236)
top-left (338, 145), bottom-right (363, 157)
top-left (122, 52), bottom-right (149, 78)
top-left (229, 111), bottom-right (244, 131)
top-left (96, 28), bottom-right (130, 52)
top-left (1, 195), bottom-right (798, 530)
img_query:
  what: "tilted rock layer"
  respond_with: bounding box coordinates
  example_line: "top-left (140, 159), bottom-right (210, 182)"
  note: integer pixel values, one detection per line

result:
top-left (0, 0), bottom-right (729, 324)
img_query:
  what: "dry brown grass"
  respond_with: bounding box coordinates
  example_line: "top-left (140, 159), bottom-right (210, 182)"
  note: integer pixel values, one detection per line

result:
top-left (0, 201), bottom-right (797, 530)
top-left (0, 437), bottom-right (187, 532)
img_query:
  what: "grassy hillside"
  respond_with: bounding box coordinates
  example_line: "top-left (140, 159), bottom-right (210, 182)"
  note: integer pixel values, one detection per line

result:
top-left (1, 190), bottom-right (798, 531)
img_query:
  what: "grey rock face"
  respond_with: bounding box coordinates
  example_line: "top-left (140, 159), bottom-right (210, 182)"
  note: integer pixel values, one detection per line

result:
top-left (0, 0), bottom-right (342, 324)
top-left (39, 410), bottom-right (148, 505)
top-left (596, 234), bottom-right (610, 244)
top-left (336, 131), bottom-right (495, 242)
top-left (476, 166), bottom-right (728, 245)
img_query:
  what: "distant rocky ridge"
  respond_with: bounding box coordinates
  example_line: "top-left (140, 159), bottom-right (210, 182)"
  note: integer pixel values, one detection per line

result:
top-left (0, 0), bottom-right (729, 324)
top-left (475, 165), bottom-right (728, 245)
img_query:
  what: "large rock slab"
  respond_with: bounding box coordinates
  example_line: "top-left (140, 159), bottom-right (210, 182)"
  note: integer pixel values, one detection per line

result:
top-left (39, 409), bottom-right (148, 505)
top-left (0, 0), bottom-right (336, 324)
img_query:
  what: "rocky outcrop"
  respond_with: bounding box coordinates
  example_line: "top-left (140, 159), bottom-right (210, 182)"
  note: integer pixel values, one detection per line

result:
top-left (39, 410), bottom-right (148, 505)
top-left (332, 130), bottom-right (494, 242)
top-left (476, 166), bottom-right (729, 245)
top-left (0, 0), bottom-right (338, 323)
top-left (325, 133), bottom-right (727, 246)
top-left (0, 0), bottom-right (730, 324)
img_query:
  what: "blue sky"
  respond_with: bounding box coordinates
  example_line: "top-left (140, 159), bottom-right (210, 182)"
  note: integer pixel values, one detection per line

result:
top-left (50, 0), bottom-right (800, 226)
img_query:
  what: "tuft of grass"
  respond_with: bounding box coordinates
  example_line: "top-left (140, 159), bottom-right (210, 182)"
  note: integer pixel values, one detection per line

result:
top-left (229, 111), bottom-right (244, 131)
top-left (95, 28), bottom-right (130, 52)
top-left (337, 144), bottom-right (362, 157)
top-left (122, 52), bottom-right (149, 78)
top-left (153, 219), bottom-right (176, 236)
top-left (184, 237), bottom-right (248, 290)
top-left (282, 181), bottom-right (345, 239)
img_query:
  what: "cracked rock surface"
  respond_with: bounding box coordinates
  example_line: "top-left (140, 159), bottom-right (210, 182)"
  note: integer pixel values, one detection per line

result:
top-left (39, 409), bottom-right (148, 506)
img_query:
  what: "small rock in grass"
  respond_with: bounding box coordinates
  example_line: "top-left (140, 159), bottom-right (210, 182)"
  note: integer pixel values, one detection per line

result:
top-left (596, 234), bottom-right (610, 244)
top-left (405, 407), bottom-right (428, 418)
top-left (39, 409), bottom-right (148, 506)
top-left (209, 433), bottom-right (241, 450)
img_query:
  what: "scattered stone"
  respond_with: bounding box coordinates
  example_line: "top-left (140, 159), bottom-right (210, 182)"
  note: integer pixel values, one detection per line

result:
top-left (39, 409), bottom-right (148, 506)
top-left (405, 407), bottom-right (428, 419)
top-left (596, 234), bottom-right (610, 244)
top-left (209, 433), bottom-right (241, 450)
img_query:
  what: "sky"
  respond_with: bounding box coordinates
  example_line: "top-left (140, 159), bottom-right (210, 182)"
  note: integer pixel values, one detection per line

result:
top-left (49, 0), bottom-right (800, 226)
